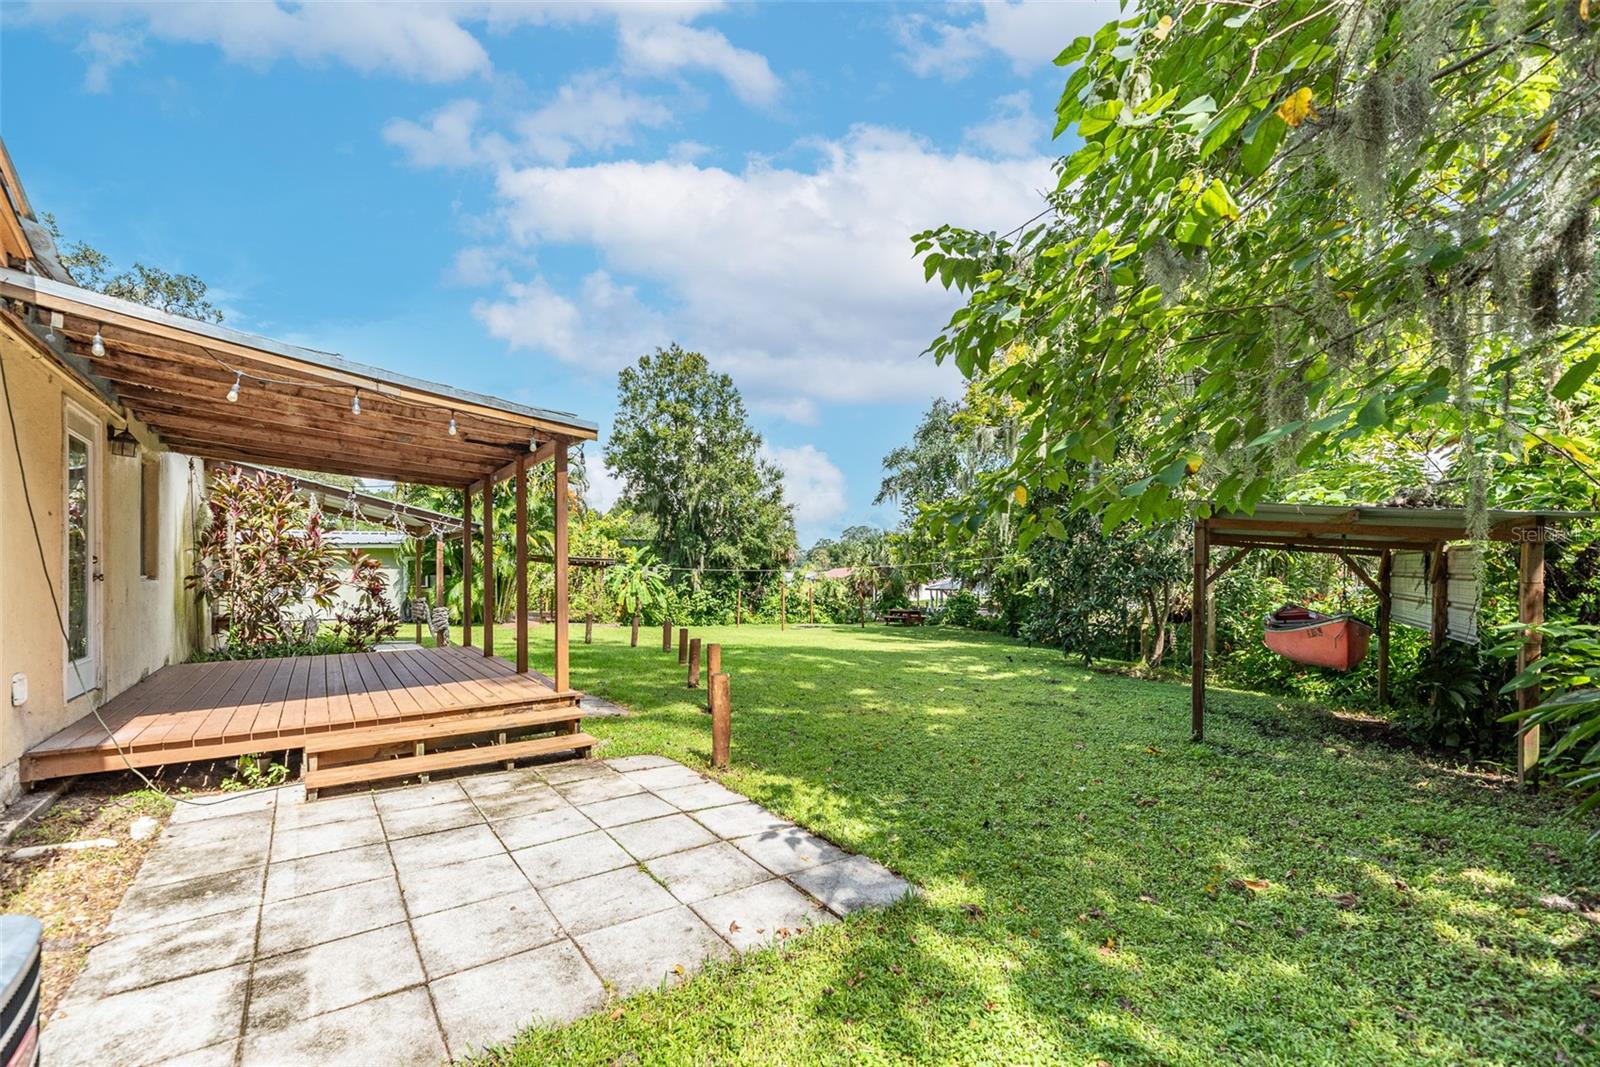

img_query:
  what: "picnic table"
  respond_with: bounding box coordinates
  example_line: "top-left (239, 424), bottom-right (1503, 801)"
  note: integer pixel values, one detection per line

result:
top-left (884, 608), bottom-right (926, 626)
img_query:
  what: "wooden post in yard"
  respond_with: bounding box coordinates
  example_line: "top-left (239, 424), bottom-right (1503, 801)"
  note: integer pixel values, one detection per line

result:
top-left (859, 591), bottom-right (865, 628)
top-left (515, 454), bottom-right (529, 674)
top-left (1517, 526), bottom-right (1546, 786)
top-left (585, 613), bottom-right (593, 644)
top-left (688, 637), bottom-right (701, 688)
top-left (710, 671), bottom-right (731, 769)
top-left (809, 583), bottom-right (814, 624)
top-left (1429, 545), bottom-right (1449, 653)
top-left (706, 643), bottom-right (721, 711)
top-left (736, 589), bottom-right (742, 626)
top-left (462, 490), bottom-right (474, 649)
top-left (413, 544), bottom-right (423, 644)
top-left (780, 583), bottom-right (786, 630)
top-left (482, 480), bottom-right (495, 658)
top-left (1190, 519), bottom-right (1209, 741)
top-left (1377, 550), bottom-right (1392, 706)
top-left (553, 441), bottom-right (571, 693)
top-left (662, 619), bottom-right (672, 652)
top-left (631, 614), bottom-right (640, 647)
top-left (434, 537), bottom-right (446, 646)
top-left (678, 627), bottom-right (689, 664)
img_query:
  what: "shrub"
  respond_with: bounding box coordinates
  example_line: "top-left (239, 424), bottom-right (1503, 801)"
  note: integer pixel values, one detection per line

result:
top-left (942, 591), bottom-right (980, 628)
top-left (334, 550), bottom-right (401, 651)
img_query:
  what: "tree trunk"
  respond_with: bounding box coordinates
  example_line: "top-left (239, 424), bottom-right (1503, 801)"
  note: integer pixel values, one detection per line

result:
top-left (631, 612), bottom-right (640, 647)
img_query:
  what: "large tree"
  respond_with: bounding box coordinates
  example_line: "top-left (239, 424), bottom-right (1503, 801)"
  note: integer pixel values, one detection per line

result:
top-left (605, 345), bottom-right (797, 582)
top-left (916, 0), bottom-right (1599, 545)
top-left (45, 214), bottom-right (225, 323)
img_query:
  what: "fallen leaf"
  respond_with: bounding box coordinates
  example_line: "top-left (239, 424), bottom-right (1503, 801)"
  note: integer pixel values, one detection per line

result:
top-left (1329, 892), bottom-right (1360, 909)
top-left (728, 920), bottom-right (742, 933)
top-left (609, 1006), bottom-right (625, 1021)
top-left (961, 902), bottom-right (986, 920)
top-left (1144, 745), bottom-right (1162, 755)
top-left (1277, 86), bottom-right (1317, 127)
top-left (1242, 878), bottom-right (1271, 892)
top-left (1135, 796), bottom-right (1159, 808)
top-left (1138, 894), bottom-right (1158, 905)
top-left (983, 1000), bottom-right (998, 1012)
top-left (672, 964), bottom-right (686, 976)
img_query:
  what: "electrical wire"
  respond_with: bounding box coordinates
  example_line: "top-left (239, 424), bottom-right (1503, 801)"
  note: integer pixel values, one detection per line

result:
top-left (1, 349), bottom-right (299, 808)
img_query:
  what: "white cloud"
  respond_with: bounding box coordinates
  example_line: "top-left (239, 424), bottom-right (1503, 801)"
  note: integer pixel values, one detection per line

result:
top-left (472, 125), bottom-right (1050, 416)
top-left (580, 448), bottom-right (626, 512)
top-left (515, 75), bottom-right (675, 165)
top-left (617, 20), bottom-right (780, 107)
top-left (899, 0), bottom-right (1119, 78)
top-left (761, 443), bottom-right (847, 534)
top-left (78, 29), bottom-right (142, 93)
top-left (383, 99), bottom-right (497, 169)
top-left (26, 1), bottom-right (778, 104)
top-left (963, 90), bottom-right (1048, 158)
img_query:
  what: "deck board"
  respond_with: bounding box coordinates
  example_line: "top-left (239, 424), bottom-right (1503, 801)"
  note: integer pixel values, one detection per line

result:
top-left (21, 647), bottom-right (578, 782)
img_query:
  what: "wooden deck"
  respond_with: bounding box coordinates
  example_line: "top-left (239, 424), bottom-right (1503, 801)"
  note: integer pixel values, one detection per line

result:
top-left (22, 646), bottom-right (580, 782)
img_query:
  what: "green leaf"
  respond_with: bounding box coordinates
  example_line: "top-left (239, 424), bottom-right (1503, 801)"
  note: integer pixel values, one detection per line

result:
top-left (1078, 100), bottom-right (1124, 137)
top-left (1200, 107), bottom-right (1252, 159)
top-left (1553, 353), bottom-right (1600, 402)
top-left (1054, 36), bottom-right (1092, 66)
top-left (1355, 393), bottom-right (1387, 430)
top-left (1240, 113), bottom-right (1288, 177)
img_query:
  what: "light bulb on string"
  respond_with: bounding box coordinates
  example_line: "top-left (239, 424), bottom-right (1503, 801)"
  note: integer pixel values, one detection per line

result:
top-left (351, 391), bottom-right (362, 416)
top-left (448, 413), bottom-right (457, 436)
top-left (226, 372), bottom-right (242, 403)
top-left (91, 327), bottom-right (106, 357)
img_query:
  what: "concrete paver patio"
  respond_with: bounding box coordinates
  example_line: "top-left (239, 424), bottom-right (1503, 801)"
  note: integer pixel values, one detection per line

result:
top-left (43, 757), bottom-right (915, 1066)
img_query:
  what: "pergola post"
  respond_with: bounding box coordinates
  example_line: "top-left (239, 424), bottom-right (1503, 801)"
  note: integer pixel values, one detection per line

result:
top-left (434, 536), bottom-right (446, 646)
top-left (482, 480), bottom-right (495, 657)
top-left (515, 454), bottom-right (529, 674)
top-left (1517, 526), bottom-right (1546, 786)
top-left (412, 545), bottom-right (423, 644)
top-left (462, 489), bottom-right (474, 649)
top-left (1377, 550), bottom-right (1392, 706)
top-left (1191, 519), bottom-right (1209, 741)
top-left (553, 441), bottom-right (571, 692)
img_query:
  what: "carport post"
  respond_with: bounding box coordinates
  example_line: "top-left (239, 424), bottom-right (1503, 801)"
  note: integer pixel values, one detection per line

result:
top-left (1517, 526), bottom-right (1546, 786)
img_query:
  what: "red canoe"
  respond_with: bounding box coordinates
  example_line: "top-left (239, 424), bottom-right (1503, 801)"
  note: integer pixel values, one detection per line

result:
top-left (1262, 604), bottom-right (1372, 671)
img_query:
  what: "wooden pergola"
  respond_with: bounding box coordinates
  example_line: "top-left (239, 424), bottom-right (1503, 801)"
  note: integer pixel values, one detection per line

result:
top-left (1191, 503), bottom-right (1595, 784)
top-left (2, 267), bottom-right (597, 691)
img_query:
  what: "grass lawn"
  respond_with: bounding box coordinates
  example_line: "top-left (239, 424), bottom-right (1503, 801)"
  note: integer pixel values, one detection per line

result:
top-left (439, 622), bottom-right (1598, 1065)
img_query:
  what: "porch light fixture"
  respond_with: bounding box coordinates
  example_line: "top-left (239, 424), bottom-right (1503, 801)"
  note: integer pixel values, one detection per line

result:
top-left (226, 372), bottom-right (241, 403)
top-left (448, 413), bottom-right (457, 436)
top-left (107, 425), bottom-right (139, 458)
top-left (528, 434), bottom-right (537, 452)
top-left (351, 390), bottom-right (362, 416)
top-left (91, 327), bottom-right (106, 357)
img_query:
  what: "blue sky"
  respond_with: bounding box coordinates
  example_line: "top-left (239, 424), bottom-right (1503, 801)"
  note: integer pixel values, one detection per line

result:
top-left (2, 0), bottom-right (1114, 543)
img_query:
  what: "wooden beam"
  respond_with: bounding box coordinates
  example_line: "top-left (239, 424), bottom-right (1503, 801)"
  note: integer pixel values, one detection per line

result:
top-left (1429, 546), bottom-right (1449, 651)
top-left (469, 437), bottom-right (560, 494)
top-left (1337, 552), bottom-right (1382, 598)
top-left (40, 306), bottom-right (594, 440)
top-left (172, 440), bottom-right (473, 488)
top-left (1208, 533), bottom-right (1426, 553)
top-left (1377, 550), bottom-right (1392, 707)
top-left (553, 441), bottom-right (570, 693)
top-left (516, 454), bottom-right (529, 674)
top-left (482, 479), bottom-right (495, 657)
top-left (1191, 520), bottom-right (1209, 742)
top-left (1517, 527), bottom-right (1546, 786)
top-left (1206, 547), bottom-right (1252, 586)
top-left (462, 489), bottom-right (474, 649)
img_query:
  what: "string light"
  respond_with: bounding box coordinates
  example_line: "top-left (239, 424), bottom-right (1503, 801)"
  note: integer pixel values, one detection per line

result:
top-left (351, 391), bottom-right (362, 416)
top-left (448, 413), bottom-right (457, 436)
top-left (226, 372), bottom-right (242, 403)
top-left (91, 327), bottom-right (106, 358)
top-left (528, 434), bottom-right (537, 452)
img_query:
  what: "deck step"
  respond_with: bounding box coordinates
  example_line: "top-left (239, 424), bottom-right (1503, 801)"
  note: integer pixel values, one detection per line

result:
top-left (304, 732), bottom-right (598, 790)
top-left (303, 703), bottom-right (582, 755)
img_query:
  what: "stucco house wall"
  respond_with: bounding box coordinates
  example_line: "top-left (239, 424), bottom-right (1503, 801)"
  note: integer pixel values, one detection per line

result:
top-left (0, 318), bottom-right (204, 804)
top-left (321, 531), bottom-right (409, 619)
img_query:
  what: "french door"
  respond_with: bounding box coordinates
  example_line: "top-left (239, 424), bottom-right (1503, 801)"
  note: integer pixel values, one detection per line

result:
top-left (64, 405), bottom-right (100, 699)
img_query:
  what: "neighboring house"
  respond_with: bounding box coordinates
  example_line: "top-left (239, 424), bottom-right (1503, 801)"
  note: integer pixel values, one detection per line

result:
top-left (817, 567), bottom-right (854, 581)
top-left (0, 140), bottom-right (598, 803)
top-left (322, 530), bottom-right (409, 617)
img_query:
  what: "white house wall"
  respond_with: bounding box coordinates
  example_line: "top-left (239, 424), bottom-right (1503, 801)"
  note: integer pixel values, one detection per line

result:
top-left (0, 322), bottom-right (204, 804)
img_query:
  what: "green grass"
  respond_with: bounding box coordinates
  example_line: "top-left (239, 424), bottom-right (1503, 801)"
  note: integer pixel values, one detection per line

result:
top-left (446, 623), bottom-right (1599, 1066)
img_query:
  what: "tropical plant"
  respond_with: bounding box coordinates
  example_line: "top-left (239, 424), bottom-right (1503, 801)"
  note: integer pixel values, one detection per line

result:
top-left (221, 752), bottom-right (291, 792)
top-left (334, 550), bottom-right (401, 651)
top-left (188, 466), bottom-right (341, 653)
top-left (605, 547), bottom-right (670, 645)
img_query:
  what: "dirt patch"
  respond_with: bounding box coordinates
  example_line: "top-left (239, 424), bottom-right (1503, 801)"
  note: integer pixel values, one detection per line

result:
top-left (0, 776), bottom-right (176, 1021)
